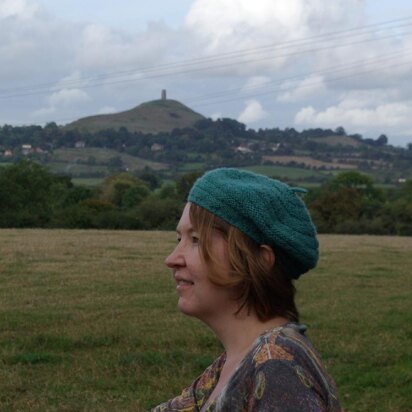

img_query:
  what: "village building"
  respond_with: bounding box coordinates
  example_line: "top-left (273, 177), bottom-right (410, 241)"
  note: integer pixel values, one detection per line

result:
top-left (151, 143), bottom-right (164, 152)
top-left (235, 145), bottom-right (253, 154)
top-left (21, 144), bottom-right (32, 155)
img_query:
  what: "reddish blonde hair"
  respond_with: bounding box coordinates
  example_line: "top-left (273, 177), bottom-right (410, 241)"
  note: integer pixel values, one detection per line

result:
top-left (189, 203), bottom-right (299, 322)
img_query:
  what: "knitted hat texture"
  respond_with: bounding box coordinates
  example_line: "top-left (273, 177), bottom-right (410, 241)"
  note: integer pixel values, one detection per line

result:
top-left (188, 168), bottom-right (319, 279)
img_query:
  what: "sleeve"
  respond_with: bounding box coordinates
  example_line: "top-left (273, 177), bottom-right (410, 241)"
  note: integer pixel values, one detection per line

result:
top-left (249, 360), bottom-right (329, 412)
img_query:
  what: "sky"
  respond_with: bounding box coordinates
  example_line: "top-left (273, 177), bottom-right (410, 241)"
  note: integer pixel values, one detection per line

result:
top-left (1, 0), bottom-right (412, 147)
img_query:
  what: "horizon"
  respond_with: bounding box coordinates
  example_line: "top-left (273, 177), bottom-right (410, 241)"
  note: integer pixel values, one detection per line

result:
top-left (1, 0), bottom-right (412, 147)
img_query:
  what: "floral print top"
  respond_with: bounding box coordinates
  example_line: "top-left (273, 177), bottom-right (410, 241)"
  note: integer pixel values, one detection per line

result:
top-left (152, 323), bottom-right (341, 411)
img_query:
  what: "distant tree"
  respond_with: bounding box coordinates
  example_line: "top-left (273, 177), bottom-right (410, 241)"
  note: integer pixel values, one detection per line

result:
top-left (309, 186), bottom-right (363, 230)
top-left (329, 170), bottom-right (374, 190)
top-left (122, 186), bottom-right (151, 208)
top-left (376, 134), bottom-right (388, 146)
top-left (308, 171), bottom-right (385, 232)
top-left (100, 173), bottom-right (149, 207)
top-left (0, 160), bottom-right (66, 227)
top-left (137, 195), bottom-right (182, 229)
top-left (157, 182), bottom-right (178, 199)
top-left (137, 172), bottom-right (161, 190)
top-left (380, 180), bottom-right (412, 235)
top-left (335, 126), bottom-right (347, 136)
top-left (61, 186), bottom-right (95, 208)
top-left (176, 171), bottom-right (203, 201)
top-left (107, 156), bottom-right (124, 172)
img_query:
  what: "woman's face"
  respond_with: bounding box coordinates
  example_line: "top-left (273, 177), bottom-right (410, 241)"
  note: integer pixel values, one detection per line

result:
top-left (165, 203), bottom-right (235, 324)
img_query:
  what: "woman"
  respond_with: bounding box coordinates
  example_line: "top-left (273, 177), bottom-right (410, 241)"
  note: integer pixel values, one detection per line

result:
top-left (153, 168), bottom-right (341, 411)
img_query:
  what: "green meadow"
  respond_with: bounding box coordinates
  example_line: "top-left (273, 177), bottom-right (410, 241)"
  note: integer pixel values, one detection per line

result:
top-left (0, 230), bottom-right (411, 411)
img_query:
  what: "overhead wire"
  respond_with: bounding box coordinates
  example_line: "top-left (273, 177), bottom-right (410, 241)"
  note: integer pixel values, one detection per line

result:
top-left (182, 49), bottom-right (412, 104)
top-left (0, 16), bottom-right (411, 99)
top-left (1, 15), bottom-right (412, 126)
top-left (44, 52), bottom-right (412, 125)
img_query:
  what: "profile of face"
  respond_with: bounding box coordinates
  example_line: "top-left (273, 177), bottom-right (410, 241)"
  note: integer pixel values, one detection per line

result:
top-left (165, 203), bottom-right (235, 324)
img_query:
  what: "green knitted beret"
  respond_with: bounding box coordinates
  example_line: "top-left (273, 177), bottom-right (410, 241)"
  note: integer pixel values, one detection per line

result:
top-left (188, 168), bottom-right (319, 279)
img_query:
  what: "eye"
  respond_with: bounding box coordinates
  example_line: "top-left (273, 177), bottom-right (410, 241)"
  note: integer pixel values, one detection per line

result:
top-left (191, 235), bottom-right (199, 244)
top-left (176, 236), bottom-right (181, 243)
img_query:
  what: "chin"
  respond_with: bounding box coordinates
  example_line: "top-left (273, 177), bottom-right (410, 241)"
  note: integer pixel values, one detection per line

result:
top-left (177, 299), bottom-right (194, 316)
top-left (177, 299), bottom-right (202, 319)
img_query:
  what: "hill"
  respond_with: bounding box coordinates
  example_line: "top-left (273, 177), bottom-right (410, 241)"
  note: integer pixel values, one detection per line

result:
top-left (65, 99), bottom-right (205, 134)
top-left (1, 101), bottom-right (411, 186)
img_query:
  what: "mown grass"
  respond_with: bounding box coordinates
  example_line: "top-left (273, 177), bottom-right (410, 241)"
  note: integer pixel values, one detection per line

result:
top-left (0, 230), bottom-right (411, 411)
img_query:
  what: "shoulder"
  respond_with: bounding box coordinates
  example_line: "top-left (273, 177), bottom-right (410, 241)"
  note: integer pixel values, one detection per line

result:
top-left (249, 323), bottom-right (340, 410)
top-left (252, 323), bottom-right (323, 368)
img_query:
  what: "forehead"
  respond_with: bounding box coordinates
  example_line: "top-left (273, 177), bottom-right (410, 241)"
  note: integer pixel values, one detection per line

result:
top-left (176, 203), bottom-right (192, 233)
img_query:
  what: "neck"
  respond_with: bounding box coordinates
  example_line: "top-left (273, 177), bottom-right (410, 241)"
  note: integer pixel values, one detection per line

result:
top-left (204, 310), bottom-right (289, 362)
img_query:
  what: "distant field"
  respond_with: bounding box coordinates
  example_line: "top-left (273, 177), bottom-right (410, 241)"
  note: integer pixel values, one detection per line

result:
top-left (262, 155), bottom-right (356, 170)
top-left (71, 177), bottom-right (104, 187)
top-left (177, 162), bottom-right (206, 172)
top-left (48, 161), bottom-right (108, 177)
top-left (243, 164), bottom-right (325, 180)
top-left (308, 135), bottom-right (361, 147)
top-left (52, 147), bottom-right (168, 172)
top-left (0, 230), bottom-right (411, 411)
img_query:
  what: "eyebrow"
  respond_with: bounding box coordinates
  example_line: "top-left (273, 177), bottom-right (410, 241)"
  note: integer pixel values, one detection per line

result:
top-left (176, 226), bottom-right (195, 235)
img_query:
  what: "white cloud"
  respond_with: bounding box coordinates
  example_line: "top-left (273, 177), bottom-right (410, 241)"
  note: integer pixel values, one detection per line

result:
top-left (295, 93), bottom-right (412, 141)
top-left (97, 106), bottom-right (117, 115)
top-left (31, 106), bottom-right (56, 119)
top-left (0, 0), bottom-right (37, 19)
top-left (210, 112), bottom-right (222, 120)
top-left (278, 74), bottom-right (326, 102)
top-left (49, 89), bottom-right (90, 107)
top-left (31, 88), bottom-right (90, 120)
top-left (238, 100), bottom-right (268, 124)
top-left (76, 21), bottom-right (177, 70)
top-left (0, 2), bottom-right (77, 83)
top-left (1, 0), bottom-right (411, 147)
top-left (184, 0), bottom-right (364, 65)
top-left (241, 76), bottom-right (271, 93)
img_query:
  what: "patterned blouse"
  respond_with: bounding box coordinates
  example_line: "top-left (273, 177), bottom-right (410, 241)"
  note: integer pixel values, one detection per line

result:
top-left (152, 323), bottom-right (341, 411)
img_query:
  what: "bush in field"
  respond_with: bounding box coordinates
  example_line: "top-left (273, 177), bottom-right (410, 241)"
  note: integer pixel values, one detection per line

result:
top-left (1, 161), bottom-right (410, 234)
top-left (137, 195), bottom-right (183, 230)
top-left (307, 171), bottom-right (412, 235)
top-left (0, 160), bottom-right (70, 227)
top-left (308, 171), bottom-right (386, 234)
top-left (380, 180), bottom-right (412, 235)
top-left (100, 173), bottom-right (150, 208)
top-left (53, 199), bottom-right (144, 229)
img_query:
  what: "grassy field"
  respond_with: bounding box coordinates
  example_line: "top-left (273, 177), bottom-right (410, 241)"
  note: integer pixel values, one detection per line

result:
top-left (0, 230), bottom-right (411, 411)
top-left (50, 148), bottom-right (168, 174)
top-left (261, 155), bottom-right (356, 170)
top-left (243, 165), bottom-right (326, 181)
top-left (71, 177), bottom-right (105, 187)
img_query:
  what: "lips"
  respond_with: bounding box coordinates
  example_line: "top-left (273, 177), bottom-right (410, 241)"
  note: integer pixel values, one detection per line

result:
top-left (174, 275), bottom-right (194, 290)
top-left (177, 280), bottom-right (194, 286)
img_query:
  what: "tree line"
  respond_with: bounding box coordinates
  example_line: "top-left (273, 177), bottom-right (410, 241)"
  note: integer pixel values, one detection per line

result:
top-left (0, 161), bottom-right (411, 235)
top-left (1, 121), bottom-right (411, 178)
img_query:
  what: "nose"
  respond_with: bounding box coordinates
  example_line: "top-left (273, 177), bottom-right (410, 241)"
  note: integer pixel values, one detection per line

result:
top-left (165, 244), bottom-right (185, 269)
